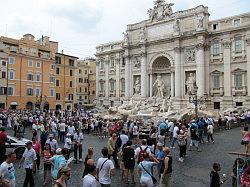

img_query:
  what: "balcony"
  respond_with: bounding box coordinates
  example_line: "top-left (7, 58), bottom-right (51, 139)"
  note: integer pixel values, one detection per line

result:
top-left (232, 86), bottom-right (247, 96)
top-left (109, 90), bottom-right (116, 97)
top-left (99, 91), bottom-right (105, 97)
top-left (120, 91), bottom-right (125, 97)
top-left (210, 87), bottom-right (224, 96)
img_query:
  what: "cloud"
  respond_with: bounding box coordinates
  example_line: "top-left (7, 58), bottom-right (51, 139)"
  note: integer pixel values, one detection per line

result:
top-left (0, 0), bottom-right (249, 58)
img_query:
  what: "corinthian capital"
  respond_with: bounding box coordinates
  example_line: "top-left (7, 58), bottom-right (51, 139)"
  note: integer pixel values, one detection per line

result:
top-left (196, 43), bottom-right (205, 50)
top-left (222, 40), bottom-right (231, 49)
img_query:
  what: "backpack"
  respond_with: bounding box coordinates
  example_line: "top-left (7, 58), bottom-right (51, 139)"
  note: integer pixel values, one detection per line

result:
top-left (115, 135), bottom-right (122, 149)
top-left (137, 146), bottom-right (148, 164)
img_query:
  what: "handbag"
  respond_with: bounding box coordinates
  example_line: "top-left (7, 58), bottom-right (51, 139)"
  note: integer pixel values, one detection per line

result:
top-left (141, 163), bottom-right (157, 184)
top-left (178, 137), bottom-right (186, 146)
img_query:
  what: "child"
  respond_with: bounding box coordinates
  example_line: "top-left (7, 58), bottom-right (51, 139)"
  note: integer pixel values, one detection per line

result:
top-left (210, 163), bottom-right (226, 187)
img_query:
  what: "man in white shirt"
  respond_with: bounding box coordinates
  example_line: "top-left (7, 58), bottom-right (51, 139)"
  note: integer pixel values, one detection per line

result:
top-left (135, 139), bottom-right (151, 160)
top-left (46, 134), bottom-right (59, 153)
top-left (64, 133), bottom-right (72, 159)
top-left (82, 165), bottom-right (99, 187)
top-left (120, 130), bottom-right (129, 147)
top-left (97, 147), bottom-right (115, 186)
top-left (58, 120), bottom-right (66, 142)
top-left (73, 129), bottom-right (83, 162)
top-left (171, 124), bottom-right (179, 148)
top-left (0, 152), bottom-right (16, 187)
top-left (67, 123), bottom-right (75, 141)
top-left (50, 120), bottom-right (57, 139)
top-left (168, 121), bottom-right (175, 142)
top-left (19, 141), bottom-right (37, 187)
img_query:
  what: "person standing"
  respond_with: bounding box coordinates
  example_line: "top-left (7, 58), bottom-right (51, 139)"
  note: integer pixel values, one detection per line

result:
top-left (58, 120), bottom-right (66, 142)
top-left (120, 130), bottom-right (129, 147)
top-left (210, 163), bottom-right (225, 187)
top-left (19, 141), bottom-right (37, 187)
top-left (32, 137), bottom-right (41, 172)
top-left (107, 133), bottom-right (119, 168)
top-left (46, 134), bottom-right (59, 154)
top-left (207, 123), bottom-right (215, 143)
top-left (54, 166), bottom-right (71, 187)
top-left (97, 147), bottom-right (115, 187)
top-left (123, 140), bottom-right (135, 185)
top-left (73, 129), bottom-right (84, 162)
top-left (0, 152), bottom-right (16, 187)
top-left (64, 133), bottom-right (72, 160)
top-left (138, 153), bottom-right (159, 187)
top-left (170, 123), bottom-right (179, 149)
top-left (159, 147), bottom-right (172, 187)
top-left (0, 127), bottom-right (7, 164)
top-left (241, 126), bottom-right (250, 153)
top-left (42, 143), bottom-right (53, 186)
top-left (82, 165), bottom-right (99, 187)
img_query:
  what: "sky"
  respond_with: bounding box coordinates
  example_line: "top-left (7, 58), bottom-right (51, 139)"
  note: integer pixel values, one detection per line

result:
top-left (0, 0), bottom-right (249, 59)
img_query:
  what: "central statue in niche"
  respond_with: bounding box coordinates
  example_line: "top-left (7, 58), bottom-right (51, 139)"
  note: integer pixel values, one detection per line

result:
top-left (153, 75), bottom-right (166, 98)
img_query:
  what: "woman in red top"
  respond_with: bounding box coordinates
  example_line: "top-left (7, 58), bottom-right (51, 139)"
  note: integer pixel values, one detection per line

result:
top-left (32, 137), bottom-right (41, 172)
top-left (43, 143), bottom-right (53, 186)
top-left (242, 126), bottom-right (250, 153)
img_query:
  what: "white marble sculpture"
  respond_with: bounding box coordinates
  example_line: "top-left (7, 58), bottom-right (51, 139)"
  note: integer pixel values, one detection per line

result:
top-left (186, 73), bottom-right (196, 95)
top-left (173, 19), bottom-right (180, 33)
top-left (153, 75), bottom-right (165, 98)
top-left (139, 28), bottom-right (146, 42)
top-left (197, 15), bottom-right (204, 29)
top-left (134, 77), bottom-right (141, 95)
top-left (123, 32), bottom-right (129, 44)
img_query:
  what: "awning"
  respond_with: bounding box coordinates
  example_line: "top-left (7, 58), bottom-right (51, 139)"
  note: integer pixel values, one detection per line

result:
top-left (10, 102), bottom-right (18, 105)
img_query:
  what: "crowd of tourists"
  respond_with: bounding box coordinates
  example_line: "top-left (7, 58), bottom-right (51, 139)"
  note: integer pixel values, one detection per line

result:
top-left (0, 109), bottom-right (249, 187)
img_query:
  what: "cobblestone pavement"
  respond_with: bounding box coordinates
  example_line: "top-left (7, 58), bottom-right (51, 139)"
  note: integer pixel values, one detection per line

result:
top-left (11, 126), bottom-right (244, 187)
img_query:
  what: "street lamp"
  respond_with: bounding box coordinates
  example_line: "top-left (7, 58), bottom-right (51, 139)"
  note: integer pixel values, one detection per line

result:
top-left (188, 83), bottom-right (207, 119)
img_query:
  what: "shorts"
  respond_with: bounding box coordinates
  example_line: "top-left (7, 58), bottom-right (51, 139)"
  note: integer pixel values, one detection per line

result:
top-left (44, 163), bottom-right (51, 171)
top-left (190, 139), bottom-right (199, 147)
top-left (140, 176), bottom-right (153, 187)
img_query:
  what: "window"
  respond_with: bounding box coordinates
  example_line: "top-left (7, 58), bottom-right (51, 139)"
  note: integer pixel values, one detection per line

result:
top-left (0, 87), bottom-right (7, 95)
top-left (85, 96), bottom-right (88, 100)
top-left (213, 24), bottom-right (218, 30)
top-left (70, 70), bottom-right (73, 76)
top-left (55, 56), bottom-right (61, 64)
top-left (68, 94), bottom-right (73, 100)
top-left (69, 59), bottom-right (74, 66)
top-left (85, 70), bottom-right (88, 74)
top-left (27, 88), bottom-right (33, 96)
top-left (79, 87), bottom-right (82, 92)
top-left (214, 102), bottom-right (220, 110)
top-left (85, 88), bottom-right (88, 93)
top-left (8, 57), bottom-right (15, 64)
top-left (235, 74), bottom-right (243, 88)
top-left (92, 90), bottom-right (95, 95)
top-left (110, 79), bottom-right (115, 91)
top-left (79, 69), bottom-right (82, 74)
top-left (8, 70), bottom-right (14, 80)
top-left (28, 60), bottom-right (33, 67)
top-left (236, 102), bottom-right (243, 107)
top-left (56, 79), bottom-right (60, 86)
top-left (122, 57), bottom-right (125, 66)
top-left (50, 76), bottom-right (56, 84)
top-left (110, 58), bottom-right (115, 68)
top-left (27, 73), bottom-right (33, 81)
top-left (79, 78), bottom-right (83, 83)
top-left (36, 73), bottom-right (41, 81)
top-left (212, 41), bottom-right (220, 55)
top-left (121, 78), bottom-right (125, 91)
top-left (70, 81), bottom-right (73, 87)
top-left (56, 93), bottom-right (61, 100)
top-left (50, 89), bottom-right (55, 97)
top-left (213, 75), bottom-right (220, 88)
top-left (7, 87), bottom-right (14, 96)
top-left (235, 38), bottom-right (242, 52)
top-left (84, 78), bottom-right (88, 83)
top-left (35, 88), bottom-right (40, 96)
top-left (1, 60), bottom-right (6, 66)
top-left (51, 64), bottom-right (55, 69)
top-left (79, 96), bottom-right (82, 100)
top-left (56, 68), bottom-right (60, 74)
top-left (36, 62), bottom-right (41, 68)
top-left (100, 81), bottom-right (104, 91)
top-left (1, 71), bottom-right (6, 78)
top-left (234, 19), bottom-right (240, 27)
top-left (100, 61), bottom-right (104, 70)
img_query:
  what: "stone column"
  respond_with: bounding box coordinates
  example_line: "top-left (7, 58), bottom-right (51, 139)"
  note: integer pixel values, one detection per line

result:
top-left (174, 47), bottom-right (181, 98)
top-left (196, 43), bottom-right (205, 97)
top-left (96, 60), bottom-right (100, 99)
top-left (104, 57), bottom-right (109, 98)
top-left (125, 56), bottom-right (130, 98)
top-left (149, 73), bottom-right (153, 97)
top-left (115, 58), bottom-right (120, 97)
top-left (141, 52), bottom-right (147, 97)
top-left (171, 72), bottom-right (175, 97)
top-left (246, 34), bottom-right (250, 96)
top-left (223, 40), bottom-right (232, 96)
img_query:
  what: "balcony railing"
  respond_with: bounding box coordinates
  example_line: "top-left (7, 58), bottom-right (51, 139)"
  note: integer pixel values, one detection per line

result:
top-left (210, 87), bottom-right (224, 96)
top-left (99, 91), bottom-right (105, 97)
top-left (232, 86), bottom-right (247, 96)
